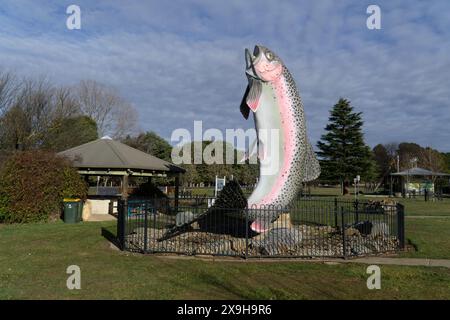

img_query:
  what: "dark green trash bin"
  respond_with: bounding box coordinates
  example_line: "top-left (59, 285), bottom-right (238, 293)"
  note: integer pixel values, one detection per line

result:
top-left (63, 199), bottom-right (83, 223)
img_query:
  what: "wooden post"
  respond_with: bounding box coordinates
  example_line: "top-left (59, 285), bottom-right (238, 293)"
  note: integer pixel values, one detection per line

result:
top-left (122, 174), bottom-right (129, 200)
top-left (401, 176), bottom-right (405, 198)
top-left (390, 175), bottom-right (393, 197)
top-left (83, 175), bottom-right (90, 195)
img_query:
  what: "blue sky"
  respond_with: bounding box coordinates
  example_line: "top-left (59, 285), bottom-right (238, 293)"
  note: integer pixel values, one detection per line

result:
top-left (1, 1), bottom-right (449, 151)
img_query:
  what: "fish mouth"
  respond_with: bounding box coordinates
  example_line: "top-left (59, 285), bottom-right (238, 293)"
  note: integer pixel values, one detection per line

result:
top-left (245, 45), bottom-right (262, 79)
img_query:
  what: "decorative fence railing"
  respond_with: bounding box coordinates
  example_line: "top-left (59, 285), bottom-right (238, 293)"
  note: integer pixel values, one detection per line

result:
top-left (117, 197), bottom-right (404, 259)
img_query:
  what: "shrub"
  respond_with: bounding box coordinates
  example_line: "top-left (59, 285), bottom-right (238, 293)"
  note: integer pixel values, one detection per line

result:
top-left (0, 150), bottom-right (87, 223)
top-left (130, 180), bottom-right (167, 198)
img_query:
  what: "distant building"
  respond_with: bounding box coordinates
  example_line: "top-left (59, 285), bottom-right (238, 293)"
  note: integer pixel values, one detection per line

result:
top-left (390, 167), bottom-right (450, 197)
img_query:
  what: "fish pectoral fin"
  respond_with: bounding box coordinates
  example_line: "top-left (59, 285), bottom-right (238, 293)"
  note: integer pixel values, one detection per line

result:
top-left (240, 78), bottom-right (262, 117)
top-left (246, 79), bottom-right (262, 112)
top-left (239, 85), bottom-right (251, 119)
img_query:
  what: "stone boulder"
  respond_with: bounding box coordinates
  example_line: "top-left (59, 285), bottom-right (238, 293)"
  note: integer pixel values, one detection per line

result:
top-left (175, 211), bottom-right (196, 227)
top-left (371, 221), bottom-right (390, 237)
top-left (257, 227), bottom-right (303, 255)
top-left (353, 221), bottom-right (390, 237)
top-left (354, 221), bottom-right (372, 235)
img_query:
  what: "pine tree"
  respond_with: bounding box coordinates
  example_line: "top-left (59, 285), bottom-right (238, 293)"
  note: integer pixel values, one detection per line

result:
top-left (317, 98), bottom-right (376, 194)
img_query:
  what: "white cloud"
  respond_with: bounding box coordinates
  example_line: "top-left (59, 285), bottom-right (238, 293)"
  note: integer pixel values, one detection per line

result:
top-left (0, 0), bottom-right (449, 151)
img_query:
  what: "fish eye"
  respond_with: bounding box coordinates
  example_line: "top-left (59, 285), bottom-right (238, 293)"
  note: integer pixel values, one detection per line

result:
top-left (265, 51), bottom-right (274, 61)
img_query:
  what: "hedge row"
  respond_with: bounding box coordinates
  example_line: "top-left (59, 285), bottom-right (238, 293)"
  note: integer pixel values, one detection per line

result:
top-left (0, 150), bottom-right (87, 223)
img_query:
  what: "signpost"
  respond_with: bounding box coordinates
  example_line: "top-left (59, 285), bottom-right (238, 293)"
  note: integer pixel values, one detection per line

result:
top-left (215, 175), bottom-right (226, 197)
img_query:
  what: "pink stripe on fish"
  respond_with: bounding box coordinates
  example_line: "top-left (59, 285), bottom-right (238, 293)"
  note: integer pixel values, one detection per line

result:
top-left (256, 73), bottom-right (296, 206)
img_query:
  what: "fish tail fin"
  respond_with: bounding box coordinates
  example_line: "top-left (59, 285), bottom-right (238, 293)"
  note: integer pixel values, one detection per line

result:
top-left (302, 141), bottom-right (321, 182)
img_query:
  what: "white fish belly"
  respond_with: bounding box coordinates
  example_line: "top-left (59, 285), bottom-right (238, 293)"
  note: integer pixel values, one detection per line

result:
top-left (247, 83), bottom-right (285, 208)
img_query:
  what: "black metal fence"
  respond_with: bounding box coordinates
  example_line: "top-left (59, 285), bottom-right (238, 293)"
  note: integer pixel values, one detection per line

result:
top-left (117, 197), bottom-right (404, 259)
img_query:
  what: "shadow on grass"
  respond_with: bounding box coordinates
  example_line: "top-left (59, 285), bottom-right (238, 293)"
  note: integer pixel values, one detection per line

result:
top-left (101, 227), bottom-right (121, 250)
top-left (406, 238), bottom-right (419, 252)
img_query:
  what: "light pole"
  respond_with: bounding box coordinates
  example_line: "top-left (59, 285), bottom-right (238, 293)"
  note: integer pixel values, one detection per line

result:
top-left (397, 155), bottom-right (400, 173)
top-left (354, 175), bottom-right (360, 200)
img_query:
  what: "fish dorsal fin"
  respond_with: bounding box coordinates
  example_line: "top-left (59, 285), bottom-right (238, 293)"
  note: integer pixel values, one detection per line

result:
top-left (246, 79), bottom-right (262, 112)
top-left (302, 142), bottom-right (321, 182)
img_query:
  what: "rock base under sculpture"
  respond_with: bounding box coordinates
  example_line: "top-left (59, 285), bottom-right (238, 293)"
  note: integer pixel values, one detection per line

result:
top-left (125, 213), bottom-right (399, 257)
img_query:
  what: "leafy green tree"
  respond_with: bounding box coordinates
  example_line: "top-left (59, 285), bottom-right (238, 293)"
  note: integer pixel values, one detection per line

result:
top-left (44, 115), bottom-right (98, 152)
top-left (373, 144), bottom-right (390, 176)
top-left (0, 105), bottom-right (30, 150)
top-left (176, 140), bottom-right (259, 186)
top-left (122, 131), bottom-right (172, 161)
top-left (372, 144), bottom-right (396, 189)
top-left (180, 164), bottom-right (202, 186)
top-left (444, 153), bottom-right (450, 173)
top-left (317, 98), bottom-right (376, 194)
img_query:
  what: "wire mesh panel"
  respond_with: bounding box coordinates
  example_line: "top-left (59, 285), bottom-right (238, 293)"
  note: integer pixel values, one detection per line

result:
top-left (118, 197), bottom-right (403, 258)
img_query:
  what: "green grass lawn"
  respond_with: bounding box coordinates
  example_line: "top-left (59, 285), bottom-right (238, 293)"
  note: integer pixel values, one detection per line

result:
top-left (308, 187), bottom-right (450, 216)
top-left (188, 186), bottom-right (450, 216)
top-left (1, 221), bottom-right (450, 300)
top-left (1, 186), bottom-right (449, 299)
top-left (305, 187), bottom-right (450, 259)
top-left (394, 199), bottom-right (450, 216)
top-left (401, 218), bottom-right (450, 259)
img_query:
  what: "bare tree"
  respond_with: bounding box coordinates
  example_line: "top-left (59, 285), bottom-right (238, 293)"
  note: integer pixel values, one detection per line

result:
top-left (0, 70), bottom-right (18, 116)
top-left (385, 143), bottom-right (398, 159)
top-left (112, 101), bottom-right (138, 139)
top-left (420, 147), bottom-right (446, 182)
top-left (53, 86), bottom-right (80, 120)
top-left (0, 75), bottom-right (137, 150)
top-left (75, 80), bottom-right (137, 138)
top-left (0, 77), bottom-right (57, 149)
top-left (21, 78), bottom-right (56, 145)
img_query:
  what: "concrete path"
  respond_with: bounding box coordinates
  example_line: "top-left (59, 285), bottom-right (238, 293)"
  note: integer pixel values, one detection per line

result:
top-left (406, 215), bottom-right (450, 219)
top-left (341, 257), bottom-right (450, 268)
top-left (145, 253), bottom-right (450, 269)
top-left (85, 214), bottom-right (117, 222)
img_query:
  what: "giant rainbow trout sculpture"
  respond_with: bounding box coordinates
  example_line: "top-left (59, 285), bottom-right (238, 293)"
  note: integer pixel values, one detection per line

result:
top-left (239, 45), bottom-right (320, 232)
top-left (160, 45), bottom-right (320, 240)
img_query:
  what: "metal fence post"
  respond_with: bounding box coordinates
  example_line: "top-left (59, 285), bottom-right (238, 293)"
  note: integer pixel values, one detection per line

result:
top-left (354, 199), bottom-right (359, 224)
top-left (341, 207), bottom-right (347, 259)
top-left (143, 204), bottom-right (148, 254)
top-left (117, 199), bottom-right (126, 250)
top-left (334, 198), bottom-right (338, 228)
top-left (397, 203), bottom-right (405, 250)
top-left (245, 208), bottom-right (249, 259)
